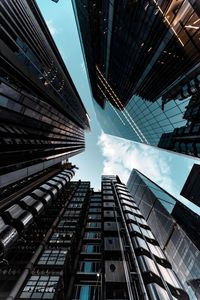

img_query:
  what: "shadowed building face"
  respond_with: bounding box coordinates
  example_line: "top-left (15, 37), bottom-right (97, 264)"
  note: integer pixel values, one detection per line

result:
top-left (181, 163), bottom-right (200, 207)
top-left (0, 0), bottom-right (89, 188)
top-left (73, 0), bottom-right (200, 158)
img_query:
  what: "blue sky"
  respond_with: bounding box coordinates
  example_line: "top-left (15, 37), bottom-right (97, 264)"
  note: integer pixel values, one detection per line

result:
top-left (36, 0), bottom-right (200, 214)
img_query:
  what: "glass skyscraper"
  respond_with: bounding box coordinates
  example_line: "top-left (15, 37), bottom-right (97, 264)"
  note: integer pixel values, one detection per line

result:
top-left (93, 95), bottom-right (190, 147)
top-left (127, 169), bottom-right (200, 300)
top-left (73, 0), bottom-right (200, 158)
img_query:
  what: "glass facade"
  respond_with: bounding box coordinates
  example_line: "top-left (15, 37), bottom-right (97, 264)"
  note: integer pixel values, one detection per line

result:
top-left (73, 0), bottom-right (200, 158)
top-left (94, 94), bottom-right (190, 146)
top-left (165, 225), bottom-right (200, 300)
top-left (127, 169), bottom-right (200, 299)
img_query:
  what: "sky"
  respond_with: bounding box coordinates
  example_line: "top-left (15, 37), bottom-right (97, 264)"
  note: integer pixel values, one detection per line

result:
top-left (36, 0), bottom-right (200, 214)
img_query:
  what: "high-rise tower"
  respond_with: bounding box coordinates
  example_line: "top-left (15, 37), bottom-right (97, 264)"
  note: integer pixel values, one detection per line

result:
top-left (180, 163), bottom-right (200, 207)
top-left (127, 169), bottom-right (200, 300)
top-left (0, 0), bottom-right (89, 191)
top-left (73, 0), bottom-right (200, 158)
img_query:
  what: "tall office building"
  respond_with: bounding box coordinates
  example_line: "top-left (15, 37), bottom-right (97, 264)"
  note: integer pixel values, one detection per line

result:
top-left (127, 169), bottom-right (200, 300)
top-left (73, 0), bottom-right (200, 158)
top-left (0, 173), bottom-right (190, 300)
top-left (180, 163), bottom-right (200, 207)
top-left (0, 0), bottom-right (89, 191)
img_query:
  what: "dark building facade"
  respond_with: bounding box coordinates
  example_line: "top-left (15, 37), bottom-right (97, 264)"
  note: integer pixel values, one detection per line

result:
top-left (0, 0), bottom-right (89, 190)
top-left (171, 201), bottom-right (200, 250)
top-left (0, 173), bottom-right (190, 300)
top-left (0, 167), bottom-right (80, 300)
top-left (127, 169), bottom-right (200, 300)
top-left (180, 163), bottom-right (200, 207)
top-left (73, 0), bottom-right (200, 158)
top-left (158, 95), bottom-right (200, 157)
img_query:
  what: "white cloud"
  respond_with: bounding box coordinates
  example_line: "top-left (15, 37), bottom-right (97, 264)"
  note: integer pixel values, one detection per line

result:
top-left (98, 132), bottom-right (178, 196)
top-left (98, 132), bottom-right (200, 215)
top-left (46, 20), bottom-right (57, 36)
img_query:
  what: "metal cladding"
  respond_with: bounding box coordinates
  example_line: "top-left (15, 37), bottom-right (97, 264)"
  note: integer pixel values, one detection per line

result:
top-left (112, 181), bottom-right (188, 300)
top-left (19, 196), bottom-right (44, 217)
top-left (0, 168), bottom-right (75, 260)
top-left (0, 217), bottom-right (18, 258)
top-left (3, 204), bottom-right (34, 233)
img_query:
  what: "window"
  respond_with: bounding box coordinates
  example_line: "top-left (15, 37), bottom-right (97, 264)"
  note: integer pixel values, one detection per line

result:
top-left (84, 232), bottom-right (101, 239)
top-left (103, 186), bottom-right (112, 190)
top-left (196, 143), bottom-right (200, 157)
top-left (72, 285), bottom-right (101, 300)
top-left (71, 197), bottom-right (85, 202)
top-left (90, 197), bottom-right (101, 202)
top-left (68, 203), bottom-right (83, 209)
top-left (103, 195), bottom-right (114, 200)
top-left (187, 143), bottom-right (194, 155)
top-left (81, 244), bottom-right (100, 253)
top-left (57, 219), bottom-right (77, 230)
top-left (37, 250), bottom-right (67, 266)
top-left (19, 275), bottom-right (60, 299)
top-left (49, 232), bottom-right (73, 244)
top-left (74, 192), bottom-right (86, 197)
top-left (103, 190), bottom-right (113, 194)
top-left (86, 222), bottom-right (101, 228)
top-left (87, 214), bottom-right (101, 220)
top-left (89, 208), bottom-right (101, 213)
top-left (180, 142), bottom-right (187, 154)
top-left (89, 203), bottom-right (101, 207)
top-left (78, 261), bottom-right (101, 273)
top-left (63, 210), bottom-right (80, 217)
top-left (80, 286), bottom-right (90, 299)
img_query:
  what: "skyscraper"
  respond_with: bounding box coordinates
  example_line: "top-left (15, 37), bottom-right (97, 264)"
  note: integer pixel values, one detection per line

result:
top-left (0, 0), bottom-right (89, 190)
top-left (180, 163), bottom-right (200, 207)
top-left (0, 173), bottom-right (190, 300)
top-left (73, 0), bottom-right (200, 158)
top-left (127, 169), bottom-right (200, 300)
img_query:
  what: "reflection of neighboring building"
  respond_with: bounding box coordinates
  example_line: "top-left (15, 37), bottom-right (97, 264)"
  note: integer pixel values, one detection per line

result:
top-left (0, 0), bottom-right (89, 192)
top-left (180, 164), bottom-right (200, 207)
top-left (73, 0), bottom-right (200, 157)
top-left (127, 169), bottom-right (200, 300)
top-left (171, 201), bottom-right (200, 250)
top-left (158, 96), bottom-right (200, 157)
top-left (0, 174), bottom-right (190, 300)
